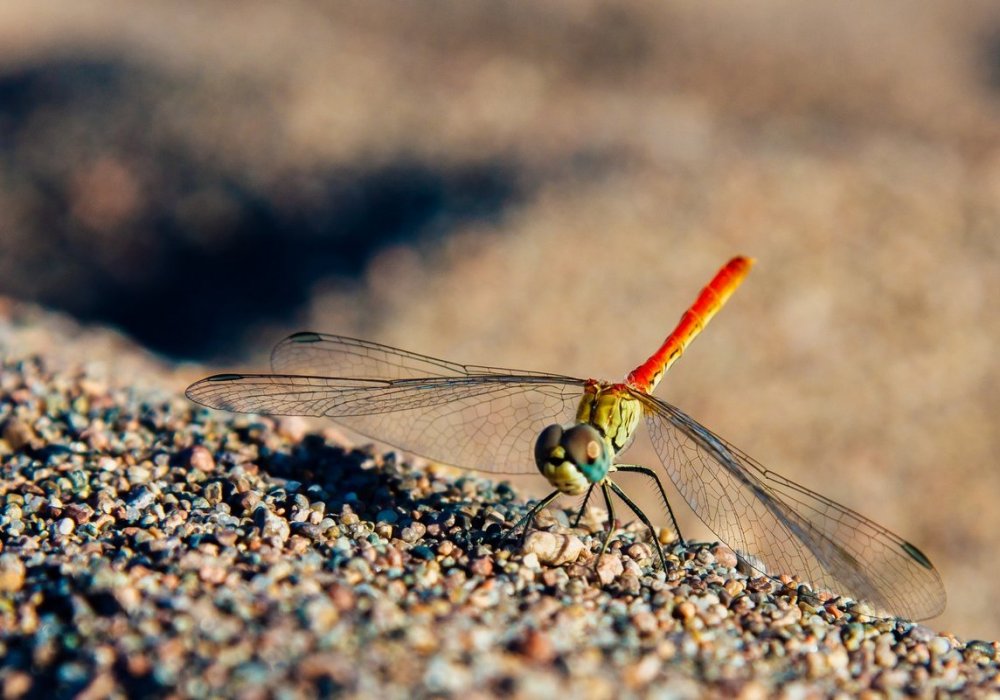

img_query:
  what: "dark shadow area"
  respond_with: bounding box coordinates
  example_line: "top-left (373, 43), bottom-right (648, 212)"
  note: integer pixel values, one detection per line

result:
top-left (0, 58), bottom-right (522, 361)
top-left (982, 26), bottom-right (1000, 94)
top-left (257, 432), bottom-right (513, 553)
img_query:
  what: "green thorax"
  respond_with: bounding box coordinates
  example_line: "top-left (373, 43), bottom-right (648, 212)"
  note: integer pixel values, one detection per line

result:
top-left (575, 381), bottom-right (643, 457)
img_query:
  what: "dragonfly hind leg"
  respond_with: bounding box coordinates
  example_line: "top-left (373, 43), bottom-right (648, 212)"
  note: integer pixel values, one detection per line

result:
top-left (614, 465), bottom-right (686, 547)
top-left (607, 480), bottom-right (670, 572)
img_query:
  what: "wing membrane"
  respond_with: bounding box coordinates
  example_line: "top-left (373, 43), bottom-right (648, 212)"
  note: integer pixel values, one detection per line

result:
top-left (271, 332), bottom-right (560, 380)
top-left (639, 393), bottom-right (945, 620)
top-left (187, 372), bottom-right (585, 475)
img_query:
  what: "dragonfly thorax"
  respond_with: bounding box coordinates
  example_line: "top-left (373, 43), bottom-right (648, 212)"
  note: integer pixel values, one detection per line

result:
top-left (575, 380), bottom-right (643, 455)
top-left (534, 423), bottom-right (612, 495)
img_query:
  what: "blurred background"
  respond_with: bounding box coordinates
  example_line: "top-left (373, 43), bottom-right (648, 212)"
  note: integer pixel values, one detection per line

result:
top-left (0, 1), bottom-right (997, 639)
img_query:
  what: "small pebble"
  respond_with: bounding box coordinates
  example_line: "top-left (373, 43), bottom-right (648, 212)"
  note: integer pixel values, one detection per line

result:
top-left (469, 557), bottom-right (493, 577)
top-left (522, 530), bottom-right (584, 566)
top-left (514, 629), bottom-right (555, 664)
top-left (674, 600), bottom-right (697, 621)
top-left (203, 481), bottom-right (224, 505)
top-left (623, 654), bottom-right (661, 689)
top-left (711, 544), bottom-right (738, 569)
top-left (411, 545), bottom-right (434, 560)
top-left (521, 552), bottom-right (541, 571)
top-left (2, 671), bottom-right (32, 699)
top-left (258, 510), bottom-right (290, 542)
top-left (376, 509), bottom-right (399, 524)
top-left (626, 542), bottom-right (652, 565)
top-left (2, 419), bottom-right (37, 451)
top-left (930, 636), bottom-right (952, 657)
top-left (0, 554), bottom-right (26, 592)
top-left (596, 553), bottom-right (624, 585)
top-left (62, 503), bottom-right (92, 525)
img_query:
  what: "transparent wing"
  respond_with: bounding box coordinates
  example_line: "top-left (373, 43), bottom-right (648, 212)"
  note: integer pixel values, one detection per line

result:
top-left (638, 393), bottom-right (945, 620)
top-left (187, 372), bottom-right (585, 475)
top-left (270, 332), bottom-right (558, 380)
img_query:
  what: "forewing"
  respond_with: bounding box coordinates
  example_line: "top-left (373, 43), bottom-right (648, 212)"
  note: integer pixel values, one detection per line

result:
top-left (187, 373), bottom-right (585, 475)
top-left (639, 393), bottom-right (945, 620)
top-left (270, 332), bottom-right (556, 380)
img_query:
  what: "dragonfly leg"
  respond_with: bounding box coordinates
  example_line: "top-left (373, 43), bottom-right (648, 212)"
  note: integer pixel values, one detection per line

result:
top-left (571, 483), bottom-right (597, 528)
top-left (615, 465), bottom-right (686, 546)
top-left (502, 490), bottom-right (561, 544)
top-left (608, 479), bottom-right (669, 571)
top-left (596, 483), bottom-right (618, 566)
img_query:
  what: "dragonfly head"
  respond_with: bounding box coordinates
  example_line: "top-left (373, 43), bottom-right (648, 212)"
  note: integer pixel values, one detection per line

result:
top-left (534, 423), bottom-right (612, 495)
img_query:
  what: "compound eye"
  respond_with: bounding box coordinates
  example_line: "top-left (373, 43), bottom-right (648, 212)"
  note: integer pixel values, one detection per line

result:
top-left (534, 424), bottom-right (564, 467)
top-left (562, 424), bottom-right (606, 466)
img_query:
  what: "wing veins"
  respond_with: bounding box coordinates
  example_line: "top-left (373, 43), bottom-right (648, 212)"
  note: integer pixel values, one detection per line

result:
top-left (639, 393), bottom-right (945, 619)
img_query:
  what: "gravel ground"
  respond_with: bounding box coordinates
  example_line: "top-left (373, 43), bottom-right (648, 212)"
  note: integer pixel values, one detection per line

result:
top-left (1, 304), bottom-right (998, 699)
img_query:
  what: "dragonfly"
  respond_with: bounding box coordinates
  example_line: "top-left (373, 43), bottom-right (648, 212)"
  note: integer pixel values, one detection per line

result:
top-left (186, 256), bottom-right (946, 621)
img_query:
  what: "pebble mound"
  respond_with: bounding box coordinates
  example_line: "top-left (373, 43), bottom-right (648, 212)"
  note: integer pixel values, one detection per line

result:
top-left (0, 355), bottom-right (997, 699)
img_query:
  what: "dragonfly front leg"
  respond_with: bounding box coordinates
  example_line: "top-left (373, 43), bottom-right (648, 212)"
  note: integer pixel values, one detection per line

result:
top-left (502, 490), bottom-right (562, 544)
top-left (571, 483), bottom-right (597, 528)
top-left (596, 483), bottom-right (618, 564)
